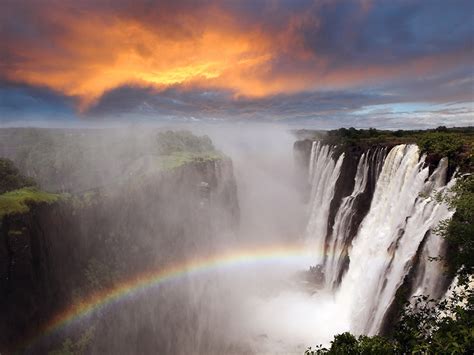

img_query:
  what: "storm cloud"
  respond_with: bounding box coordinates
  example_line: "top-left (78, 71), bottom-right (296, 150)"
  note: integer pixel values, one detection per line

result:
top-left (1, 0), bottom-right (472, 127)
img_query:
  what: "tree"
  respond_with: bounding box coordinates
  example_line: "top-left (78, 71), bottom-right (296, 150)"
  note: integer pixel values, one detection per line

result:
top-left (436, 175), bottom-right (474, 281)
top-left (0, 158), bottom-right (36, 194)
top-left (156, 130), bottom-right (215, 155)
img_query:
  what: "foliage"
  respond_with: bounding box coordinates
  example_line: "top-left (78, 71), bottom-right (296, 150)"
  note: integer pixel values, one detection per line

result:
top-left (159, 151), bottom-right (222, 170)
top-left (0, 158), bottom-right (36, 194)
top-left (0, 187), bottom-right (60, 219)
top-left (0, 128), bottom-right (224, 191)
top-left (156, 130), bottom-right (222, 170)
top-left (393, 284), bottom-right (474, 354)
top-left (156, 130), bottom-right (215, 155)
top-left (12, 129), bottom-right (87, 191)
top-left (296, 126), bottom-right (473, 172)
top-left (307, 287), bottom-right (473, 354)
top-left (305, 333), bottom-right (398, 354)
top-left (436, 175), bottom-right (474, 281)
top-left (417, 132), bottom-right (470, 171)
top-left (417, 132), bottom-right (464, 158)
top-left (1, 127), bottom-right (167, 192)
top-left (356, 335), bottom-right (399, 354)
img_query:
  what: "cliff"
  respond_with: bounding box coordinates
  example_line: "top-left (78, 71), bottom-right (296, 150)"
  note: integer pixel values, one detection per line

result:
top-left (0, 155), bottom-right (239, 353)
top-left (294, 126), bottom-right (473, 177)
top-left (294, 139), bottom-right (387, 270)
top-left (294, 132), bottom-right (461, 335)
top-left (292, 126), bottom-right (473, 256)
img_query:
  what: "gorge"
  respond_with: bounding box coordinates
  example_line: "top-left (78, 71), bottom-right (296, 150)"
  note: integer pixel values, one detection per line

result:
top-left (0, 126), bottom-right (471, 354)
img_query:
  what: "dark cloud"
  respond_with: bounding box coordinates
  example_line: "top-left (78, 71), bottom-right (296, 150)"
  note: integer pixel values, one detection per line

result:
top-left (0, 0), bottom-right (472, 127)
top-left (0, 82), bottom-right (75, 121)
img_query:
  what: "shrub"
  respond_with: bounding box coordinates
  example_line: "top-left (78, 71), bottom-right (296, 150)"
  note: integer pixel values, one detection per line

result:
top-left (0, 187), bottom-right (60, 218)
top-left (416, 132), bottom-right (464, 160)
top-left (305, 175), bottom-right (474, 354)
top-left (0, 158), bottom-right (36, 194)
top-left (156, 130), bottom-right (215, 155)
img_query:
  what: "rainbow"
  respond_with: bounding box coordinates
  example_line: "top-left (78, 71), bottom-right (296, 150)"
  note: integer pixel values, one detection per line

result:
top-left (34, 244), bottom-right (314, 342)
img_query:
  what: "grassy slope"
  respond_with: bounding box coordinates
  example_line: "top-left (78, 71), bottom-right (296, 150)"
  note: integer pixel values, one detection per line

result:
top-left (159, 151), bottom-right (223, 171)
top-left (0, 187), bottom-right (61, 219)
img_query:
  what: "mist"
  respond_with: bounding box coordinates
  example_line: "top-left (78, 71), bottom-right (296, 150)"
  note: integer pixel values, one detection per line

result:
top-left (0, 122), bottom-right (457, 354)
top-left (1, 1), bottom-right (471, 352)
top-left (201, 125), bottom-right (349, 352)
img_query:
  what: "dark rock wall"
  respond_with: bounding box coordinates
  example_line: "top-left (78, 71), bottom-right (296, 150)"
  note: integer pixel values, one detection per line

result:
top-left (293, 139), bottom-right (313, 203)
top-left (0, 158), bottom-right (239, 353)
top-left (294, 140), bottom-right (388, 285)
top-left (294, 139), bottom-right (453, 332)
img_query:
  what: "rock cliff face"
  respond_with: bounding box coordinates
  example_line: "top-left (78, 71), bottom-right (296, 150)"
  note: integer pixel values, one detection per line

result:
top-left (295, 139), bottom-right (454, 335)
top-left (0, 158), bottom-right (239, 352)
top-left (294, 140), bottom-right (388, 271)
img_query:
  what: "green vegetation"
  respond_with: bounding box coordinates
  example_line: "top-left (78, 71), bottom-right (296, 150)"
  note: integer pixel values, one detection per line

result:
top-left (0, 128), bottom-right (168, 192)
top-left (306, 333), bottom-right (399, 354)
top-left (157, 130), bottom-right (223, 170)
top-left (1, 128), bottom-right (131, 192)
top-left (0, 128), bottom-right (225, 191)
top-left (0, 158), bottom-right (60, 218)
top-left (157, 130), bottom-right (215, 155)
top-left (0, 187), bottom-right (61, 219)
top-left (393, 290), bottom-right (473, 354)
top-left (307, 288), bottom-right (473, 354)
top-left (297, 126), bottom-right (473, 172)
top-left (437, 175), bottom-right (474, 281)
top-left (159, 151), bottom-right (222, 170)
top-left (305, 174), bottom-right (474, 354)
top-left (417, 132), bottom-right (472, 173)
top-left (0, 158), bottom-right (36, 194)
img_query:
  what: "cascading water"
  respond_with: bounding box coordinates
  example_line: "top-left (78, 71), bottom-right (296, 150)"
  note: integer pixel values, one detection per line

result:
top-left (324, 152), bottom-right (370, 289)
top-left (304, 143), bottom-right (455, 336)
top-left (307, 145), bottom-right (386, 289)
top-left (410, 158), bottom-right (456, 301)
top-left (305, 141), bottom-right (344, 266)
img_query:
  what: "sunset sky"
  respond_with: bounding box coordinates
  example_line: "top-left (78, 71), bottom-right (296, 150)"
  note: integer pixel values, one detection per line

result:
top-left (1, 0), bottom-right (473, 128)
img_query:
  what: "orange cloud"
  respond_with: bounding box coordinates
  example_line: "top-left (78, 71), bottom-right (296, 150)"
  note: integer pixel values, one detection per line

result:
top-left (2, 7), bottom-right (278, 110)
top-left (1, 1), bottom-right (471, 112)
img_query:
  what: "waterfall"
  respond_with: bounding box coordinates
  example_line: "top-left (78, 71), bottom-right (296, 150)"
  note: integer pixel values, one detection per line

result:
top-left (336, 145), bottom-right (453, 335)
top-left (410, 159), bottom-right (455, 301)
top-left (305, 141), bottom-right (344, 266)
top-left (324, 152), bottom-right (370, 289)
top-left (322, 147), bottom-right (387, 289)
top-left (303, 141), bottom-right (455, 335)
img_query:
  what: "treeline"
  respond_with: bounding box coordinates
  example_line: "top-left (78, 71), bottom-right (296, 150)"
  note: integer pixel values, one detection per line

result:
top-left (0, 128), bottom-right (221, 192)
top-left (0, 158), bottom-right (36, 194)
top-left (296, 126), bottom-right (473, 173)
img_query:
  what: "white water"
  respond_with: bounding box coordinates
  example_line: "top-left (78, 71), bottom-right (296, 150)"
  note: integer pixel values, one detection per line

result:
top-left (305, 141), bottom-right (344, 266)
top-left (304, 143), bottom-right (454, 336)
top-left (325, 152), bottom-right (370, 289)
top-left (411, 159), bottom-right (456, 300)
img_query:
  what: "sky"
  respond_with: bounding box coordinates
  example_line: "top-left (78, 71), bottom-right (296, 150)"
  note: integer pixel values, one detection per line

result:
top-left (0, 0), bottom-right (473, 128)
